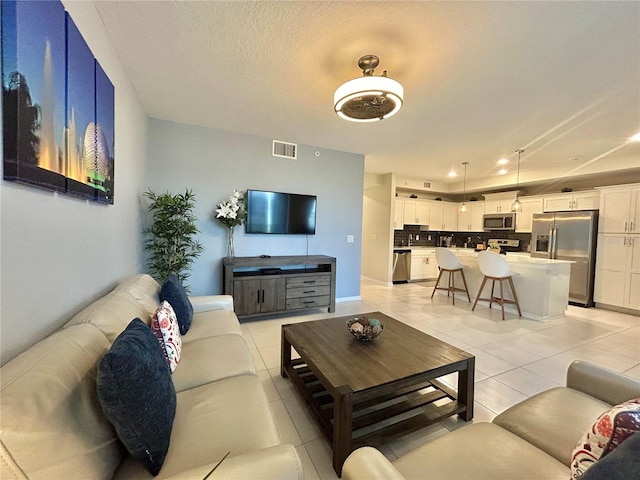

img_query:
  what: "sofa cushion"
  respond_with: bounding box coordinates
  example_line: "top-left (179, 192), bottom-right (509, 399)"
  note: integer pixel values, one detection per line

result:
top-left (571, 398), bottom-right (640, 478)
top-left (580, 431), bottom-right (640, 480)
top-left (113, 375), bottom-right (282, 480)
top-left (0, 324), bottom-right (121, 480)
top-left (117, 274), bottom-right (162, 315)
top-left (493, 386), bottom-right (611, 466)
top-left (160, 274), bottom-right (193, 335)
top-left (393, 423), bottom-right (567, 480)
top-left (97, 319), bottom-right (176, 476)
top-left (181, 309), bottom-right (242, 343)
top-left (171, 334), bottom-right (256, 392)
top-left (65, 289), bottom-right (152, 342)
top-left (151, 301), bottom-right (182, 372)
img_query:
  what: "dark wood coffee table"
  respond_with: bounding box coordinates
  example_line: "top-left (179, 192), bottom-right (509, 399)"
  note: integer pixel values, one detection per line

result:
top-left (281, 312), bottom-right (475, 476)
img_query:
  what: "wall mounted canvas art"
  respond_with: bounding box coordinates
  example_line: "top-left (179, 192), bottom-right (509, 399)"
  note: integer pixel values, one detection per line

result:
top-left (1, 0), bottom-right (115, 204)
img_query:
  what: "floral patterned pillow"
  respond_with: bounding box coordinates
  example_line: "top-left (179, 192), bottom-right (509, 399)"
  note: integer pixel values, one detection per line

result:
top-left (571, 398), bottom-right (640, 478)
top-left (150, 301), bottom-right (182, 372)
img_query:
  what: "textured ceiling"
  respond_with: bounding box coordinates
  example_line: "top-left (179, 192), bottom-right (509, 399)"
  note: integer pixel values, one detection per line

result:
top-left (92, 1), bottom-right (640, 194)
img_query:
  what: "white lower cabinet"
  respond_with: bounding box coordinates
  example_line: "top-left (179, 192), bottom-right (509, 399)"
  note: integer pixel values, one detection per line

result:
top-left (594, 234), bottom-right (640, 310)
top-left (410, 251), bottom-right (438, 280)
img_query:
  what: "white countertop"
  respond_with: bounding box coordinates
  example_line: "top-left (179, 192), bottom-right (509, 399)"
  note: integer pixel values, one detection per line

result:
top-left (393, 247), bottom-right (573, 266)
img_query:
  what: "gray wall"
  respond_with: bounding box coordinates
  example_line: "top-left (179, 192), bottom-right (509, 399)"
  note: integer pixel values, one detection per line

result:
top-left (145, 119), bottom-right (364, 298)
top-left (0, 2), bottom-right (148, 365)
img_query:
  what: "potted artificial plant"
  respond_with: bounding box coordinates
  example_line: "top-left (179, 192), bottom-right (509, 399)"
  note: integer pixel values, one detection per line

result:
top-left (143, 188), bottom-right (204, 290)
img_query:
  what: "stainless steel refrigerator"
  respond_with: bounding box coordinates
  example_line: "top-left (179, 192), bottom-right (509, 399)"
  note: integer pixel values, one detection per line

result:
top-left (531, 210), bottom-right (598, 307)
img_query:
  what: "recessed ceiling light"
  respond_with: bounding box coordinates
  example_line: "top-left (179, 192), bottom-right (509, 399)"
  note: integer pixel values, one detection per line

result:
top-left (630, 132), bottom-right (640, 142)
top-left (447, 170), bottom-right (457, 177)
top-left (498, 169), bottom-right (507, 175)
top-left (497, 158), bottom-right (509, 165)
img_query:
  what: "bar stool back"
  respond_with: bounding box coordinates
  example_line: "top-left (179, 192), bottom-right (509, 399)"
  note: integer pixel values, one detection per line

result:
top-left (472, 251), bottom-right (522, 320)
top-left (431, 248), bottom-right (471, 305)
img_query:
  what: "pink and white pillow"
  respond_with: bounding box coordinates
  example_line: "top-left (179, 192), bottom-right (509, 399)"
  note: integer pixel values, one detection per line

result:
top-left (571, 398), bottom-right (640, 478)
top-left (151, 301), bottom-right (182, 372)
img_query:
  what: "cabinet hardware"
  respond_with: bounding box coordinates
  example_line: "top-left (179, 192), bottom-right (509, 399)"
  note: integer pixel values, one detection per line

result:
top-left (625, 221), bottom-right (628, 232)
top-left (624, 237), bottom-right (627, 246)
top-left (302, 300), bottom-right (315, 305)
top-left (303, 280), bottom-right (315, 284)
top-left (303, 290), bottom-right (315, 294)
top-left (256, 290), bottom-right (260, 303)
top-left (261, 290), bottom-right (265, 303)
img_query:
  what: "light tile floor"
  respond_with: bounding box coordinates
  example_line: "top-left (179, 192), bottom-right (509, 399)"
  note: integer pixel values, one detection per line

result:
top-left (240, 279), bottom-right (640, 479)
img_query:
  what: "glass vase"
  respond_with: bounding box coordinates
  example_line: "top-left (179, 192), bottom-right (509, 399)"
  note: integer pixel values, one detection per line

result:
top-left (226, 226), bottom-right (235, 258)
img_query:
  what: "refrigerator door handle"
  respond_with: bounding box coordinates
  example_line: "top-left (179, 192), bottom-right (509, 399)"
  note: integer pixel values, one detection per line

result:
top-left (550, 226), bottom-right (558, 259)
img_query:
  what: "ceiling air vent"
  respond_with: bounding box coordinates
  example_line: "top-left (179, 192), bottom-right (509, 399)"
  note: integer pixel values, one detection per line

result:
top-left (423, 181), bottom-right (431, 188)
top-left (272, 140), bottom-right (297, 159)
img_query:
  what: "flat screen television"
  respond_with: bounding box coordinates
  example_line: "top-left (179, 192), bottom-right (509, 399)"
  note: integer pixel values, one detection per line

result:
top-left (246, 190), bottom-right (317, 234)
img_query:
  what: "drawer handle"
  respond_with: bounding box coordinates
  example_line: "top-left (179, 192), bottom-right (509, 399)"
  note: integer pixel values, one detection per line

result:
top-left (302, 300), bottom-right (316, 304)
top-left (303, 290), bottom-right (316, 294)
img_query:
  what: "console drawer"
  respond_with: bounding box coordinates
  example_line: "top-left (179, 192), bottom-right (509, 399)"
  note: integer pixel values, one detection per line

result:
top-left (286, 285), bottom-right (331, 299)
top-left (287, 275), bottom-right (331, 288)
top-left (286, 295), bottom-right (331, 310)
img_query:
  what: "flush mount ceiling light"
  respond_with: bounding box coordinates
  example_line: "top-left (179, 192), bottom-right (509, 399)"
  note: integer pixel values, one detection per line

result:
top-left (334, 55), bottom-right (404, 122)
top-left (511, 149), bottom-right (524, 213)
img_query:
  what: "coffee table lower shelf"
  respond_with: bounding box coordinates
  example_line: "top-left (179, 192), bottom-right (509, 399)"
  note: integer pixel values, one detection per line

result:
top-left (282, 358), bottom-right (470, 475)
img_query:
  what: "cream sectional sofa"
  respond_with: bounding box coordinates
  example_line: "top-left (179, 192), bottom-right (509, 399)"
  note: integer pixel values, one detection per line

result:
top-left (343, 361), bottom-right (640, 480)
top-left (0, 274), bottom-right (303, 480)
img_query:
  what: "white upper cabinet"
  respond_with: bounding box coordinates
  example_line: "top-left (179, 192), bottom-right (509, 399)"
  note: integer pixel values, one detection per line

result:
top-left (402, 200), bottom-right (429, 225)
top-left (597, 184), bottom-right (640, 233)
top-left (483, 192), bottom-right (518, 213)
top-left (458, 201), bottom-right (485, 231)
top-left (543, 191), bottom-right (600, 212)
top-left (516, 196), bottom-right (544, 233)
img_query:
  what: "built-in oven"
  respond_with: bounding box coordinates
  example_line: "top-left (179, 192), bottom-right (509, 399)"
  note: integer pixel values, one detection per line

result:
top-left (483, 213), bottom-right (516, 231)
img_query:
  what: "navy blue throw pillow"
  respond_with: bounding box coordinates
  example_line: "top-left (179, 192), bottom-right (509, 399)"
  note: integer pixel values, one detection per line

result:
top-left (97, 318), bottom-right (176, 476)
top-left (160, 274), bottom-right (193, 335)
top-left (581, 432), bottom-right (640, 480)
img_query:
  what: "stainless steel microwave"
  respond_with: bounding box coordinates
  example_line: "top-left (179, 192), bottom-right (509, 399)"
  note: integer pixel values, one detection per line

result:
top-left (483, 213), bottom-right (516, 231)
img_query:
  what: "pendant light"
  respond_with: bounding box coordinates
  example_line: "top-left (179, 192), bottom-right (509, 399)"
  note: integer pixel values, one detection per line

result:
top-left (460, 162), bottom-right (469, 213)
top-left (511, 149), bottom-right (524, 212)
top-left (334, 55), bottom-right (404, 122)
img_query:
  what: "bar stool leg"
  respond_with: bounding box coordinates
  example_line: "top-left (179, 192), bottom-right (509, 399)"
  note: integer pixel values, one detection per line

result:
top-left (499, 278), bottom-right (506, 321)
top-left (472, 276), bottom-right (489, 311)
top-left (489, 279), bottom-right (496, 309)
top-left (431, 269), bottom-right (445, 299)
top-left (451, 270), bottom-right (456, 305)
top-left (460, 269), bottom-right (471, 302)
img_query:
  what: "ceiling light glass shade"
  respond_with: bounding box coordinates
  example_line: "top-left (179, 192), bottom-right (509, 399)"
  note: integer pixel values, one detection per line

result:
top-left (334, 76), bottom-right (404, 122)
top-left (511, 197), bottom-right (522, 212)
top-left (460, 202), bottom-right (467, 213)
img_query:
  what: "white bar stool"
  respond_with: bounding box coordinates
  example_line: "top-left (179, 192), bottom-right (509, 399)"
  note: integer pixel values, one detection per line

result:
top-left (472, 251), bottom-right (522, 320)
top-left (431, 248), bottom-right (471, 305)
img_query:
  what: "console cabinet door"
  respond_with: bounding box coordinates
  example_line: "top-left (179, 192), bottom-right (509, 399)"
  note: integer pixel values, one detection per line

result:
top-left (233, 279), bottom-right (261, 315)
top-left (233, 277), bottom-right (286, 315)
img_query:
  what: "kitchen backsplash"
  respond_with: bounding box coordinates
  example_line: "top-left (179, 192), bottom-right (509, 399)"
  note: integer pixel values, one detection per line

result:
top-left (394, 225), bottom-right (531, 251)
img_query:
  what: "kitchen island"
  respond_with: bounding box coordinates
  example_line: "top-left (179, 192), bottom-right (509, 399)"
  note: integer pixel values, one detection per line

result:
top-left (436, 249), bottom-right (573, 321)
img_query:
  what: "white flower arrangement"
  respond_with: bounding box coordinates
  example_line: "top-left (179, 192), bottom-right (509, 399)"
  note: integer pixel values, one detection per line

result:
top-left (215, 190), bottom-right (246, 230)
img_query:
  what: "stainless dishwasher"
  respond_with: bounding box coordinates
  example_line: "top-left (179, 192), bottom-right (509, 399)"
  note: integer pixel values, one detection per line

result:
top-left (392, 249), bottom-right (411, 283)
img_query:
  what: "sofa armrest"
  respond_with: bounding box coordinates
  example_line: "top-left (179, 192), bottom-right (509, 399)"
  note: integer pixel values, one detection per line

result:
top-left (161, 444), bottom-right (303, 480)
top-left (566, 360), bottom-right (640, 406)
top-left (342, 447), bottom-right (406, 480)
top-left (189, 295), bottom-right (234, 313)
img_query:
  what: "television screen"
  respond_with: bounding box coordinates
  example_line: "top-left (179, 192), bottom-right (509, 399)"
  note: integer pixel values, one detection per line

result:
top-left (246, 190), bottom-right (317, 234)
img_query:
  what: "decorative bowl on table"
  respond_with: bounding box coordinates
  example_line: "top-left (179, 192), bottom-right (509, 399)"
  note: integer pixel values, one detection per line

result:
top-left (346, 316), bottom-right (384, 342)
